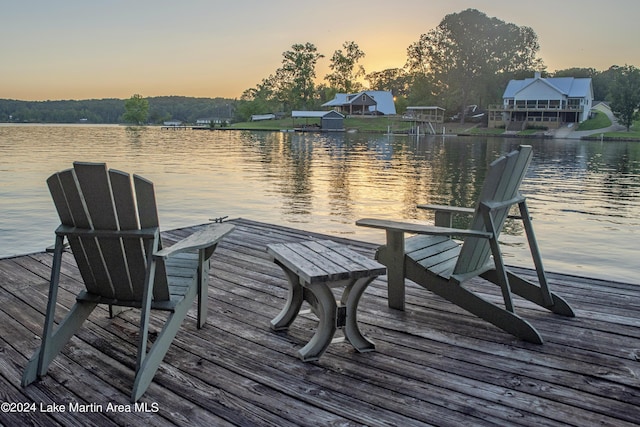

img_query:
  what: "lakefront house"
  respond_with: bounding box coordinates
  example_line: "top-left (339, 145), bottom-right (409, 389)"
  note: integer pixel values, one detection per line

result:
top-left (322, 90), bottom-right (397, 116)
top-left (487, 72), bottom-right (593, 130)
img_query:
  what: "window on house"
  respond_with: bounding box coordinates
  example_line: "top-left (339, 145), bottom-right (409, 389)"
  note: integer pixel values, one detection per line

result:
top-left (568, 99), bottom-right (580, 109)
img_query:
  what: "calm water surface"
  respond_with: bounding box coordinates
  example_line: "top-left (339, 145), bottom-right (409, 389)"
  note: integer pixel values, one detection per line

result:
top-left (1, 124), bottom-right (638, 284)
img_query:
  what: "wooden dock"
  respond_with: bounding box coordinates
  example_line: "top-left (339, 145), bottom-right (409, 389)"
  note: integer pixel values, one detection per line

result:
top-left (1, 218), bottom-right (638, 426)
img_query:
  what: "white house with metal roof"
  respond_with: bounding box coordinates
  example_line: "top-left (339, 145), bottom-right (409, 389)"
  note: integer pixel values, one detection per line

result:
top-left (322, 90), bottom-right (396, 116)
top-left (488, 72), bottom-right (593, 129)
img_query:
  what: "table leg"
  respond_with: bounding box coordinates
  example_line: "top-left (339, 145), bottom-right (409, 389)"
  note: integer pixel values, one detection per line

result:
top-left (270, 263), bottom-right (304, 331)
top-left (297, 282), bottom-right (336, 362)
top-left (342, 276), bottom-right (376, 353)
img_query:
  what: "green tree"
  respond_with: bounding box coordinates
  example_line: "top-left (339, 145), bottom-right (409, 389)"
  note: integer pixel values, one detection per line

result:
top-left (405, 9), bottom-right (544, 120)
top-left (551, 67), bottom-right (598, 79)
top-left (315, 83), bottom-right (338, 106)
top-left (592, 66), bottom-right (617, 101)
top-left (235, 81), bottom-right (280, 121)
top-left (365, 68), bottom-right (410, 97)
top-left (122, 94), bottom-right (149, 125)
top-left (553, 67), bottom-right (614, 101)
top-left (278, 42), bottom-right (324, 110)
top-left (609, 65), bottom-right (640, 131)
top-left (325, 41), bottom-right (366, 93)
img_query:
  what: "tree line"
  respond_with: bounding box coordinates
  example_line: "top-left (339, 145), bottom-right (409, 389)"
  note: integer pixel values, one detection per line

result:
top-left (0, 96), bottom-right (235, 125)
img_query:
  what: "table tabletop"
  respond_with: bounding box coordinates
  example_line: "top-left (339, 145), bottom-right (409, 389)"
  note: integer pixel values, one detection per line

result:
top-left (267, 240), bottom-right (386, 285)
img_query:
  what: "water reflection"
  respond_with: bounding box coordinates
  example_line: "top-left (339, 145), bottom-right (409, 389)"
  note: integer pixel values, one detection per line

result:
top-left (125, 126), bottom-right (147, 140)
top-left (0, 124), bottom-right (638, 284)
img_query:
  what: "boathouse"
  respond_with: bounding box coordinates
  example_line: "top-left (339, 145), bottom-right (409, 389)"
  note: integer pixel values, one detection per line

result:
top-left (402, 106), bottom-right (446, 135)
top-left (291, 110), bottom-right (345, 131)
top-left (403, 106), bottom-right (446, 123)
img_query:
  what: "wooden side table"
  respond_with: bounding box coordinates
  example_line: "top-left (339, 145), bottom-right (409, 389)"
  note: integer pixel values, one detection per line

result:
top-left (267, 240), bottom-right (386, 362)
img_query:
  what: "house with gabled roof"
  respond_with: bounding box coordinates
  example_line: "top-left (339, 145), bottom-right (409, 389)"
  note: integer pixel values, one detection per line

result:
top-left (322, 90), bottom-right (396, 116)
top-left (488, 72), bottom-right (593, 130)
top-left (291, 110), bottom-right (345, 131)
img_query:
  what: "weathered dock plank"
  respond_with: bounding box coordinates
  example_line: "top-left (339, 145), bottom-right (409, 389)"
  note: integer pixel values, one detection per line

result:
top-left (0, 217), bottom-right (638, 426)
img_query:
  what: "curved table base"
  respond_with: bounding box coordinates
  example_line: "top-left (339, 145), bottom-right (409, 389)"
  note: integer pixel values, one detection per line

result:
top-left (271, 264), bottom-right (377, 362)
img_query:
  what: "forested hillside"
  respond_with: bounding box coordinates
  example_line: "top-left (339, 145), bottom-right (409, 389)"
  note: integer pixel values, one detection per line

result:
top-left (0, 96), bottom-right (235, 124)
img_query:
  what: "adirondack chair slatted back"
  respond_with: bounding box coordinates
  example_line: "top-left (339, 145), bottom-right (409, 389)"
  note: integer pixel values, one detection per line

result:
top-left (453, 145), bottom-right (533, 278)
top-left (46, 162), bottom-right (169, 302)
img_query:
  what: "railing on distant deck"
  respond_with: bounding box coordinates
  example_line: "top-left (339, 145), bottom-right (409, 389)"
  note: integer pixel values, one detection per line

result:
top-left (487, 104), bottom-right (583, 111)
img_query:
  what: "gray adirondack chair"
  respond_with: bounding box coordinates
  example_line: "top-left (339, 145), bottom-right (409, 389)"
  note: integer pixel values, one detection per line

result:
top-left (357, 145), bottom-right (575, 343)
top-left (21, 162), bottom-right (234, 401)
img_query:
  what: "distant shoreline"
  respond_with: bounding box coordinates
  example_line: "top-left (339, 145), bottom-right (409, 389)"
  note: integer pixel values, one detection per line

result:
top-left (2, 121), bottom-right (639, 141)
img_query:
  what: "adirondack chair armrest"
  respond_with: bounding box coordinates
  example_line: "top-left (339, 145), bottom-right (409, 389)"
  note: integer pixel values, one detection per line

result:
top-left (356, 218), bottom-right (492, 239)
top-left (480, 195), bottom-right (526, 211)
top-left (418, 203), bottom-right (527, 220)
top-left (417, 204), bottom-right (475, 215)
top-left (154, 223), bottom-right (235, 259)
top-left (480, 195), bottom-right (530, 221)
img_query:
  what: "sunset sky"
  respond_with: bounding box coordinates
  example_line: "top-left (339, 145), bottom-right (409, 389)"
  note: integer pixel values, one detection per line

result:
top-left (2, 0), bottom-right (639, 101)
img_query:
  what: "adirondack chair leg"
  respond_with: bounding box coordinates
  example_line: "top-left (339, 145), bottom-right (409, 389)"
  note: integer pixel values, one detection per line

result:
top-left (23, 303), bottom-right (98, 386)
top-left (377, 229), bottom-right (406, 311)
top-left (488, 238), bottom-right (515, 313)
top-left (23, 236), bottom-right (98, 385)
top-left (482, 207), bottom-right (515, 313)
top-left (196, 248), bottom-right (210, 329)
top-left (479, 200), bottom-right (574, 317)
top-left (24, 300), bottom-right (98, 384)
top-left (132, 284), bottom-right (198, 402)
top-left (405, 261), bottom-right (544, 344)
top-left (132, 234), bottom-right (202, 402)
top-left (35, 235), bottom-right (65, 378)
top-left (197, 244), bottom-right (221, 329)
top-left (518, 201), bottom-right (554, 306)
top-left (136, 237), bottom-right (159, 374)
top-left (481, 270), bottom-right (575, 317)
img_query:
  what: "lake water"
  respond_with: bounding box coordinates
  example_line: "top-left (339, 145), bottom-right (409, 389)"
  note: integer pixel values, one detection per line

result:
top-left (1, 124), bottom-right (638, 284)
